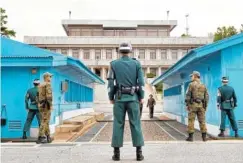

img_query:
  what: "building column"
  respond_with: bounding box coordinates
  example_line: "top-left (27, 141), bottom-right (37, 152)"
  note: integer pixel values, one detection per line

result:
top-left (91, 67), bottom-right (94, 73)
top-left (145, 49), bottom-right (150, 60)
top-left (156, 49), bottom-right (160, 60)
top-left (134, 48), bottom-right (139, 59)
top-left (113, 48), bottom-right (117, 59)
top-left (146, 67), bottom-right (150, 74)
top-left (102, 49), bottom-right (106, 60)
top-left (167, 49), bottom-right (172, 60)
top-left (158, 67), bottom-right (161, 76)
top-left (91, 49), bottom-right (95, 60)
top-left (102, 67), bottom-right (106, 80)
top-left (68, 49), bottom-right (72, 57)
top-left (79, 49), bottom-right (83, 60)
top-left (178, 49), bottom-right (183, 60)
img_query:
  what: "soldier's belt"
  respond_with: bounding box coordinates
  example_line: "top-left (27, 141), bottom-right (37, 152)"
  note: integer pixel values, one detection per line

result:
top-left (120, 86), bottom-right (139, 95)
top-left (193, 99), bottom-right (204, 103)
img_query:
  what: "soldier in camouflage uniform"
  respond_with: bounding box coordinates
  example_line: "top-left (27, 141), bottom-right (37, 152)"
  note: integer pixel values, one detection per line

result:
top-left (36, 72), bottom-right (53, 144)
top-left (185, 71), bottom-right (209, 142)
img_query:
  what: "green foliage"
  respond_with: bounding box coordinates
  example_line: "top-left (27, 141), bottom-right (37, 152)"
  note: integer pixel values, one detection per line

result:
top-left (154, 82), bottom-right (163, 93)
top-left (181, 33), bottom-right (191, 37)
top-left (240, 24), bottom-right (243, 33)
top-left (0, 8), bottom-right (16, 38)
top-left (213, 26), bottom-right (238, 42)
top-left (146, 73), bottom-right (156, 78)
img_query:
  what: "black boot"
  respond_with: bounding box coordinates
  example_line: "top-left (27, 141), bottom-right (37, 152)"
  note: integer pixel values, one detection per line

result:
top-left (112, 147), bottom-right (120, 161)
top-left (235, 130), bottom-right (239, 138)
top-left (46, 135), bottom-right (52, 143)
top-left (22, 131), bottom-right (27, 139)
top-left (36, 136), bottom-right (46, 144)
top-left (186, 133), bottom-right (193, 142)
top-left (218, 130), bottom-right (225, 137)
top-left (136, 147), bottom-right (144, 161)
top-left (202, 133), bottom-right (207, 142)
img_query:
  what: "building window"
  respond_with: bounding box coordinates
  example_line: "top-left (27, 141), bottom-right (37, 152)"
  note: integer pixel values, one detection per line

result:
top-left (150, 49), bottom-right (156, 60)
top-left (83, 49), bottom-right (90, 59)
top-left (171, 50), bottom-right (178, 60)
top-left (106, 49), bottom-right (112, 59)
top-left (182, 50), bottom-right (187, 56)
top-left (150, 68), bottom-right (157, 76)
top-left (92, 29), bottom-right (103, 36)
top-left (158, 30), bottom-right (167, 36)
top-left (138, 49), bottom-right (145, 59)
top-left (95, 49), bottom-right (101, 60)
top-left (137, 29), bottom-right (147, 36)
top-left (147, 30), bottom-right (158, 36)
top-left (70, 29), bottom-right (81, 36)
top-left (72, 49), bottom-right (80, 59)
top-left (104, 30), bottom-right (115, 36)
top-left (130, 50), bottom-right (135, 58)
top-left (126, 30), bottom-right (136, 36)
top-left (61, 49), bottom-right (68, 55)
top-left (161, 50), bottom-right (167, 59)
top-left (81, 29), bottom-right (92, 36)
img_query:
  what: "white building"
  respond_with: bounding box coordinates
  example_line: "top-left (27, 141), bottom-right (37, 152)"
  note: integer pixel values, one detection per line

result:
top-left (24, 19), bottom-right (213, 81)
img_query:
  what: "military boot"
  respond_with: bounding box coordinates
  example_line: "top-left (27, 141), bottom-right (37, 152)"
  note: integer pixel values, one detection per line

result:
top-left (22, 131), bottom-right (27, 139)
top-left (186, 133), bottom-right (193, 142)
top-left (112, 147), bottom-right (120, 161)
top-left (46, 135), bottom-right (52, 143)
top-left (136, 147), bottom-right (144, 161)
top-left (235, 130), bottom-right (239, 138)
top-left (36, 136), bottom-right (47, 144)
top-left (202, 133), bottom-right (207, 142)
top-left (218, 130), bottom-right (225, 137)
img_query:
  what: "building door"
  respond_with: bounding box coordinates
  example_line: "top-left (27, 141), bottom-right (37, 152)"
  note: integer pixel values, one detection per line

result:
top-left (227, 69), bottom-right (243, 136)
top-left (181, 81), bottom-right (191, 124)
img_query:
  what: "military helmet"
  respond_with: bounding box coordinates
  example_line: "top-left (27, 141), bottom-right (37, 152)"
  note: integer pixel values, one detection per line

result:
top-left (221, 76), bottom-right (229, 82)
top-left (43, 72), bottom-right (53, 78)
top-left (190, 71), bottom-right (200, 77)
top-left (33, 79), bottom-right (40, 84)
top-left (118, 42), bottom-right (132, 53)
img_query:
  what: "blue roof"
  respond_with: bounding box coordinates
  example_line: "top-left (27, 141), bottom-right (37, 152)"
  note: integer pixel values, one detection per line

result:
top-left (1, 37), bottom-right (104, 84)
top-left (152, 33), bottom-right (243, 85)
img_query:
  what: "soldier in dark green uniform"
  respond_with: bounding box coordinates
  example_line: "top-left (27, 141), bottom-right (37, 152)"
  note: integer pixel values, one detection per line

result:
top-left (22, 79), bottom-right (41, 139)
top-left (217, 77), bottom-right (238, 137)
top-left (107, 42), bottom-right (145, 161)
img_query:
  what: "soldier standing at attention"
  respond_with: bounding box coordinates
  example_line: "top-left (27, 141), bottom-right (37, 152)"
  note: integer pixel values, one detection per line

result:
top-left (22, 79), bottom-right (41, 139)
top-left (107, 42), bottom-right (145, 161)
top-left (185, 71), bottom-right (209, 142)
top-left (217, 77), bottom-right (238, 137)
top-left (36, 72), bottom-right (53, 144)
top-left (147, 94), bottom-right (156, 118)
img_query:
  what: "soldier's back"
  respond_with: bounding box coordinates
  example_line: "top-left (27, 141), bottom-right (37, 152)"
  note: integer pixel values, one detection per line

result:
top-left (111, 57), bottom-right (138, 86)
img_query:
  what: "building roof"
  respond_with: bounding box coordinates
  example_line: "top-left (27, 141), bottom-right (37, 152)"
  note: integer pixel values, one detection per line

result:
top-left (24, 36), bottom-right (212, 46)
top-left (1, 37), bottom-right (105, 85)
top-left (151, 33), bottom-right (243, 85)
top-left (61, 19), bottom-right (177, 34)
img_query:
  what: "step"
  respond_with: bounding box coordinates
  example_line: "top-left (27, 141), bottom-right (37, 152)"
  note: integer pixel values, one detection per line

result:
top-left (85, 112), bottom-right (105, 121)
top-left (63, 115), bottom-right (96, 126)
top-left (55, 124), bottom-right (82, 133)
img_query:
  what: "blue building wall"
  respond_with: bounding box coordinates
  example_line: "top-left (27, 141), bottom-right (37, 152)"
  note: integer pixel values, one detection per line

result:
top-left (158, 34), bottom-right (243, 136)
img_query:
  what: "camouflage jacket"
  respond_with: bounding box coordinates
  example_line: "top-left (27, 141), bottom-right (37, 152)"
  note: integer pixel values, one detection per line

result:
top-left (37, 82), bottom-right (53, 109)
top-left (185, 80), bottom-right (209, 110)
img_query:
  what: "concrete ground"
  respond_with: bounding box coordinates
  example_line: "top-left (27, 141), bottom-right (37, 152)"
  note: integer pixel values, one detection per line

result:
top-left (2, 141), bottom-right (243, 163)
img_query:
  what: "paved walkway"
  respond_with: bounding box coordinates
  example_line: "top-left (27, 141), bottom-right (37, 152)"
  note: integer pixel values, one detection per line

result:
top-left (2, 141), bottom-right (243, 163)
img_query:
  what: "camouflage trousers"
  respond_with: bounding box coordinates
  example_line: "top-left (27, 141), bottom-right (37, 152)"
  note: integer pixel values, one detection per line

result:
top-left (188, 107), bottom-right (207, 133)
top-left (38, 107), bottom-right (51, 137)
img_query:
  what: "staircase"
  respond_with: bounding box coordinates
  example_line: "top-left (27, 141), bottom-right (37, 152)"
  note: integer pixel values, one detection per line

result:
top-left (54, 112), bottom-right (104, 142)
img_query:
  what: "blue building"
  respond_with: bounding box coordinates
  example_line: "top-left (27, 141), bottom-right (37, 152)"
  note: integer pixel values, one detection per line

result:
top-left (1, 37), bottom-right (104, 138)
top-left (152, 33), bottom-right (243, 137)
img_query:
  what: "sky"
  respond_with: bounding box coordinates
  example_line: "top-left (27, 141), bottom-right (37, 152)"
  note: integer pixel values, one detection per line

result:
top-left (1, 0), bottom-right (243, 41)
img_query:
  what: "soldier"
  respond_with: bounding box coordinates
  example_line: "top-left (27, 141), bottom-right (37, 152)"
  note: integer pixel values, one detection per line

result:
top-left (185, 71), bottom-right (209, 142)
top-left (147, 94), bottom-right (156, 118)
top-left (22, 79), bottom-right (41, 139)
top-left (217, 77), bottom-right (238, 137)
top-left (107, 42), bottom-right (145, 161)
top-left (36, 72), bottom-right (53, 144)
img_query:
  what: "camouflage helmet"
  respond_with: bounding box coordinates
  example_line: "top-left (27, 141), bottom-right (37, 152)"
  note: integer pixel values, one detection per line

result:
top-left (118, 42), bottom-right (132, 53)
top-left (190, 71), bottom-right (200, 77)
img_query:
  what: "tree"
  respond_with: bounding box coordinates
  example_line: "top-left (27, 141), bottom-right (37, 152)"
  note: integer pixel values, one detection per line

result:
top-left (213, 26), bottom-right (238, 42)
top-left (154, 82), bottom-right (163, 93)
top-left (240, 24), bottom-right (243, 33)
top-left (181, 33), bottom-right (191, 37)
top-left (0, 8), bottom-right (16, 38)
